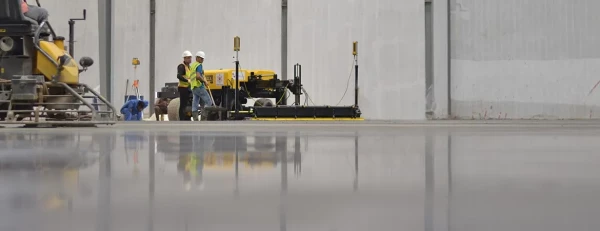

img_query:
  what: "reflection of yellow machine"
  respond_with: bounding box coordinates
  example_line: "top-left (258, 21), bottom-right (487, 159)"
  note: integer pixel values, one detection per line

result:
top-left (0, 132), bottom-right (97, 211)
top-left (162, 134), bottom-right (294, 169)
top-left (2, 164), bottom-right (89, 212)
top-left (0, 133), bottom-right (98, 167)
top-left (161, 132), bottom-right (302, 191)
top-left (203, 152), bottom-right (278, 169)
top-left (0, 0), bottom-right (116, 126)
top-left (39, 169), bottom-right (79, 211)
top-left (177, 152), bottom-right (278, 170)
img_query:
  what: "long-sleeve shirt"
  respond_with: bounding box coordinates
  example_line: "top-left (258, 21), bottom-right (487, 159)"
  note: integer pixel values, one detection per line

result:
top-left (120, 99), bottom-right (149, 121)
top-left (177, 64), bottom-right (188, 83)
top-left (120, 99), bottom-right (149, 115)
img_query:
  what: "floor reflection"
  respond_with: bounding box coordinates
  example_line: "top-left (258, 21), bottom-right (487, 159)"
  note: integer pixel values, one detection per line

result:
top-left (152, 131), bottom-right (308, 231)
top-left (0, 129), bottom-right (418, 231)
top-left (2, 126), bottom-right (599, 230)
top-left (0, 131), bottom-right (110, 231)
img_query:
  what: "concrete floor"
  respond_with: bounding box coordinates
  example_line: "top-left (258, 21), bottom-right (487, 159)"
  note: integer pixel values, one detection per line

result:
top-left (0, 121), bottom-right (600, 231)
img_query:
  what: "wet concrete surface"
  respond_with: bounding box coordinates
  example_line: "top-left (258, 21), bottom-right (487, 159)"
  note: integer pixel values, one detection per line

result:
top-left (0, 122), bottom-right (600, 230)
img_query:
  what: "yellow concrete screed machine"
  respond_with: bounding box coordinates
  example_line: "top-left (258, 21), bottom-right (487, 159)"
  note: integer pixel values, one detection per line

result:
top-left (0, 0), bottom-right (117, 127)
top-left (160, 37), bottom-right (362, 121)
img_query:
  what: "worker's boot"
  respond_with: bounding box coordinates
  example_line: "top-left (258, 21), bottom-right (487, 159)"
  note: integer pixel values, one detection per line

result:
top-left (192, 111), bottom-right (199, 121)
top-left (200, 108), bottom-right (208, 121)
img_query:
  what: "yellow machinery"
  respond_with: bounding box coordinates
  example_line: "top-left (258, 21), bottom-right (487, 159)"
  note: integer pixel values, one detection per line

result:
top-left (0, 0), bottom-right (116, 126)
top-left (203, 69), bottom-right (277, 91)
top-left (203, 68), bottom-right (282, 110)
top-left (159, 36), bottom-right (361, 120)
top-left (161, 68), bottom-right (282, 120)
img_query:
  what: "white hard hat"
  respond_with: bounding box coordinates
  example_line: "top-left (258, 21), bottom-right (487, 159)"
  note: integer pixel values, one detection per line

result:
top-left (182, 50), bottom-right (192, 57)
top-left (195, 51), bottom-right (205, 58)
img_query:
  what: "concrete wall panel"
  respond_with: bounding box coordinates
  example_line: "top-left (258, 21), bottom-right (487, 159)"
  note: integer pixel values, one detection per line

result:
top-left (45, 0), bottom-right (425, 119)
top-left (154, 0), bottom-right (281, 98)
top-left (450, 0), bottom-right (600, 119)
top-left (432, 0), bottom-right (450, 118)
top-left (45, 0), bottom-right (280, 112)
top-left (113, 0), bottom-right (150, 105)
top-left (288, 0), bottom-right (426, 120)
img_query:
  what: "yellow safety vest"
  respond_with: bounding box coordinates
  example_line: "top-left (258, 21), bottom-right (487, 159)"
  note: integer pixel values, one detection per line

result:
top-left (185, 154), bottom-right (198, 176)
top-left (189, 61), bottom-right (203, 89)
top-left (178, 63), bottom-right (191, 87)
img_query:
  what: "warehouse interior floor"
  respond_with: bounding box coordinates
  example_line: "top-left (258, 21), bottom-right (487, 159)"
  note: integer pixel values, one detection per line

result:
top-left (0, 121), bottom-right (599, 231)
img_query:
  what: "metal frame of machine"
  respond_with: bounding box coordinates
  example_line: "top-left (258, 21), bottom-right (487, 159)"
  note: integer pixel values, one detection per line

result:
top-left (0, 0), bottom-right (117, 127)
top-left (157, 37), bottom-right (362, 121)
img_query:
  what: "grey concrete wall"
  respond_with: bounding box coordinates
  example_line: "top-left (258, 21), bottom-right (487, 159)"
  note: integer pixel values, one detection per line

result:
top-left (37, 0), bottom-right (600, 120)
top-left (289, 0), bottom-right (426, 120)
top-left (43, 0), bottom-right (426, 120)
top-left (449, 0), bottom-right (600, 119)
top-left (153, 0), bottom-right (282, 101)
top-left (432, 0), bottom-right (450, 118)
top-left (44, 0), bottom-right (280, 114)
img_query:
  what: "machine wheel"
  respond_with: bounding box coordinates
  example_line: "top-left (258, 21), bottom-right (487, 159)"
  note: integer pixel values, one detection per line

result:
top-left (254, 98), bottom-right (274, 107)
top-left (167, 98), bottom-right (180, 121)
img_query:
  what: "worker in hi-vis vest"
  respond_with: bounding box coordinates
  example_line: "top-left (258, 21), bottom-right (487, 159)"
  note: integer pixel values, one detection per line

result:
top-left (176, 51), bottom-right (193, 121)
top-left (189, 51), bottom-right (213, 121)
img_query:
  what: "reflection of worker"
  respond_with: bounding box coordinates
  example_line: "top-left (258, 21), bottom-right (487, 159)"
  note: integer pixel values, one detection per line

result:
top-left (193, 135), bottom-right (209, 190)
top-left (177, 132), bottom-right (207, 191)
top-left (154, 98), bottom-right (170, 121)
top-left (178, 154), bottom-right (192, 191)
top-left (177, 153), bottom-right (204, 191)
top-left (177, 51), bottom-right (193, 121)
top-left (195, 153), bottom-right (204, 190)
top-left (120, 99), bottom-right (149, 121)
top-left (190, 51), bottom-right (212, 121)
top-left (21, 0), bottom-right (49, 25)
top-left (178, 131), bottom-right (193, 190)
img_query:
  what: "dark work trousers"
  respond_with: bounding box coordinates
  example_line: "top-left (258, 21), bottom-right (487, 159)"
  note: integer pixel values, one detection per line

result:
top-left (178, 87), bottom-right (192, 121)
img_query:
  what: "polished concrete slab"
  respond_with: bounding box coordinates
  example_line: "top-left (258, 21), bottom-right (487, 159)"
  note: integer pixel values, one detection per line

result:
top-left (0, 122), bottom-right (599, 231)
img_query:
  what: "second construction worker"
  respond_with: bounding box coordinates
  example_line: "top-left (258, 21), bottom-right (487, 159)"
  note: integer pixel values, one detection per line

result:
top-left (177, 51), bottom-right (193, 121)
top-left (120, 99), bottom-right (149, 121)
top-left (190, 51), bottom-right (213, 121)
